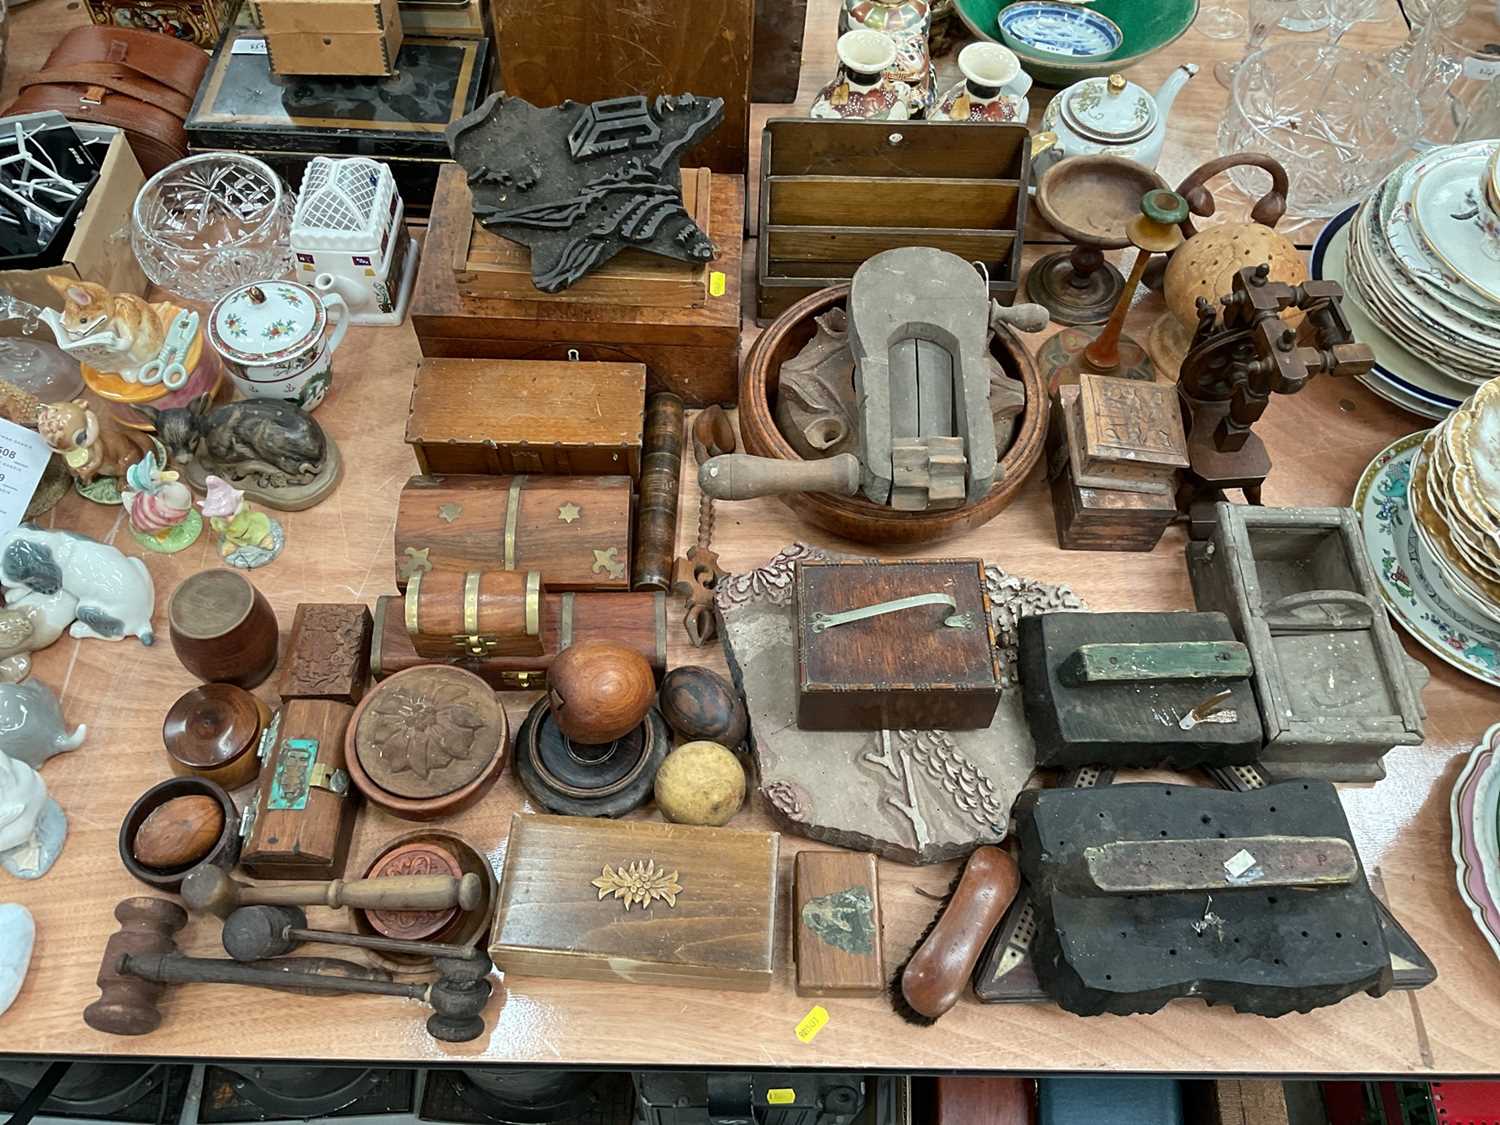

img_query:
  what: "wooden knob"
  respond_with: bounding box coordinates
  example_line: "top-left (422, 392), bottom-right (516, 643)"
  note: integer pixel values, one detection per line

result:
top-left (547, 640), bottom-right (656, 745)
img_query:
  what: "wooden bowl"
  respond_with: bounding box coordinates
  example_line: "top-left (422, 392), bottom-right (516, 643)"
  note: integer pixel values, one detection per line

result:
top-left (118, 777), bottom-right (240, 892)
top-left (1035, 156), bottom-right (1171, 251)
top-left (352, 830), bottom-right (498, 974)
top-left (739, 285), bottom-right (1047, 545)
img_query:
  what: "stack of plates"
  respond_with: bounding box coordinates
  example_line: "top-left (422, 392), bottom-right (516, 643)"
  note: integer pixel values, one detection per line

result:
top-left (1313, 139), bottom-right (1500, 420)
top-left (1452, 723), bottom-right (1500, 965)
top-left (1410, 382), bottom-right (1500, 623)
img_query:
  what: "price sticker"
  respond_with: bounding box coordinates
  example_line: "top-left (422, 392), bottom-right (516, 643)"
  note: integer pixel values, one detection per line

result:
top-left (709, 271), bottom-right (727, 298)
top-left (766, 1089), bottom-right (796, 1105)
top-left (232, 37), bottom-right (269, 55)
top-left (793, 1004), bottom-right (828, 1043)
top-left (0, 418), bottom-right (53, 534)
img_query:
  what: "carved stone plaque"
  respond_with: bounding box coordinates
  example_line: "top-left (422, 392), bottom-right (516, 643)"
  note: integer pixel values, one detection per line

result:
top-left (718, 544), bottom-right (1081, 864)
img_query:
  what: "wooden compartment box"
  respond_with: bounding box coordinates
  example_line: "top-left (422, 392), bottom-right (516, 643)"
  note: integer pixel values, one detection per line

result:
top-left (406, 358), bottom-right (645, 478)
top-left (454, 169), bottom-right (713, 309)
top-left (411, 164), bottom-right (744, 406)
top-left (757, 119), bottom-right (1029, 322)
top-left (489, 814), bottom-right (779, 992)
top-left (253, 0), bottom-right (403, 76)
top-left (395, 474), bottom-right (633, 592)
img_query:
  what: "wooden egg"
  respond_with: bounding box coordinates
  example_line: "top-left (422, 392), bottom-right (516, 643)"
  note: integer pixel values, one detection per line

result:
top-left (658, 666), bottom-right (748, 748)
top-left (132, 795), bottom-right (225, 869)
top-left (1164, 223), bottom-right (1308, 333)
top-left (547, 640), bottom-right (656, 745)
top-left (654, 740), bottom-right (746, 827)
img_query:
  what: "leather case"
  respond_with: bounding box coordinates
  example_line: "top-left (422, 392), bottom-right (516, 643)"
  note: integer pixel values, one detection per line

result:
top-left (4, 27), bottom-right (209, 175)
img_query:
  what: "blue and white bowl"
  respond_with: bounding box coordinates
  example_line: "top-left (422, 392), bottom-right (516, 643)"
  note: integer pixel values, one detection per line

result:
top-left (998, 1), bottom-right (1123, 61)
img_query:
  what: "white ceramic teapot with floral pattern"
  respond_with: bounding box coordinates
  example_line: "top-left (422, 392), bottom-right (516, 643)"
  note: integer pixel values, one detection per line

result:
top-left (1034, 64), bottom-right (1198, 177)
top-left (207, 280), bottom-right (349, 412)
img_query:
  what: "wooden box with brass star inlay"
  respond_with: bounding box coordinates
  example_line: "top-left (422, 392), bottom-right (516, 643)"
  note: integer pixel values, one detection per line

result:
top-left (394, 474), bottom-right (634, 592)
top-left (405, 357), bottom-right (646, 479)
top-left (489, 813), bottom-right (780, 992)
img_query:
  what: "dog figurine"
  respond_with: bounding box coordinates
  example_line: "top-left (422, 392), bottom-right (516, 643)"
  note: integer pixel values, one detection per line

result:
top-left (0, 528), bottom-right (154, 645)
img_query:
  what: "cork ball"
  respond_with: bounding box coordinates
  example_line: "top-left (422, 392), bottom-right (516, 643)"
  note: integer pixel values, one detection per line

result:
top-left (547, 640), bottom-right (656, 745)
top-left (1164, 223), bottom-right (1308, 332)
top-left (654, 740), bottom-right (746, 827)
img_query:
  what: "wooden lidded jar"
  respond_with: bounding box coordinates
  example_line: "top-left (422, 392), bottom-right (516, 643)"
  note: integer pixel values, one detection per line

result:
top-left (168, 570), bottom-right (279, 688)
top-left (345, 665), bottom-right (509, 820)
top-left (404, 569), bottom-right (543, 659)
top-left (162, 683), bottom-right (271, 791)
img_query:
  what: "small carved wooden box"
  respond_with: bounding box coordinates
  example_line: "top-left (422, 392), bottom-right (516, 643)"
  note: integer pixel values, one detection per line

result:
top-left (1187, 503), bottom-right (1426, 782)
top-left (241, 698), bottom-right (358, 879)
top-left (793, 559), bottom-right (1001, 731)
top-left (488, 814), bottom-right (779, 992)
top-left (405, 358), bottom-right (646, 479)
top-left (395, 474), bottom-right (632, 592)
top-left (278, 604), bottom-right (374, 706)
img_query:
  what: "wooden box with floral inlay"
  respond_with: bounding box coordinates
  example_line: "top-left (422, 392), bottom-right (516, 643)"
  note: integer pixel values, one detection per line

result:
top-left (394, 474), bottom-right (633, 592)
top-left (488, 814), bottom-right (779, 992)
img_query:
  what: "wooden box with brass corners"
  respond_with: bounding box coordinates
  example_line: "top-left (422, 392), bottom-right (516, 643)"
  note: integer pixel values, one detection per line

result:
top-left (241, 698), bottom-right (358, 879)
top-left (489, 813), bottom-right (779, 991)
top-left (793, 559), bottom-right (1000, 732)
top-left (394, 474), bottom-right (632, 592)
top-left (371, 590), bottom-right (667, 688)
top-left (406, 358), bottom-right (646, 478)
top-left (1186, 502), bottom-right (1426, 783)
top-left (278, 603), bottom-right (373, 706)
top-left (1018, 610), bottom-right (1264, 771)
top-left (404, 568), bottom-right (544, 659)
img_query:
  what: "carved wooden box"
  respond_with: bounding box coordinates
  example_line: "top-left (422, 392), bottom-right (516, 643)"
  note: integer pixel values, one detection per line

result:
top-left (241, 698), bottom-right (358, 879)
top-left (489, 814), bottom-right (779, 992)
top-left (394, 474), bottom-right (632, 592)
top-left (793, 559), bottom-right (1001, 731)
top-left (405, 358), bottom-right (646, 478)
top-left (1187, 503), bottom-right (1426, 782)
top-left (278, 604), bottom-right (373, 706)
top-left (1069, 373), bottom-right (1188, 491)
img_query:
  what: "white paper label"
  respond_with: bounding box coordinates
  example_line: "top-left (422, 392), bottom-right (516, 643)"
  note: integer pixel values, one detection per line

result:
top-left (1223, 849), bottom-right (1257, 879)
top-left (232, 37), bottom-right (269, 55)
top-left (0, 419), bottom-right (52, 534)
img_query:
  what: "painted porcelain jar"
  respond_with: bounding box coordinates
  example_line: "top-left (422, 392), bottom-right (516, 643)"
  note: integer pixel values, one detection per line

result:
top-left (840, 0), bottom-right (934, 114)
top-left (811, 30), bottom-right (914, 121)
top-left (207, 280), bottom-right (349, 412)
top-left (1035, 65), bottom-right (1198, 176)
top-left (931, 42), bottom-right (1032, 123)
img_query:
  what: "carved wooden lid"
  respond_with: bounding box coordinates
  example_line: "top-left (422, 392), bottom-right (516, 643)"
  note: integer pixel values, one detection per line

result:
top-left (350, 666), bottom-right (504, 801)
top-left (362, 840), bottom-right (461, 940)
top-left (163, 683), bottom-right (262, 768)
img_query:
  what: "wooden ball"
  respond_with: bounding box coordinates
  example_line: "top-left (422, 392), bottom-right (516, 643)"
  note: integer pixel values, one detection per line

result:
top-left (547, 640), bottom-right (656, 745)
top-left (1164, 223), bottom-right (1307, 332)
top-left (654, 740), bottom-right (746, 827)
top-left (658, 666), bottom-right (748, 748)
top-left (131, 795), bottom-right (224, 869)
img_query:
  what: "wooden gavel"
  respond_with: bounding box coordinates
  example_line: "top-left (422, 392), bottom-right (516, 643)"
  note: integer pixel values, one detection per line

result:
top-left (84, 898), bottom-right (494, 1042)
top-left (181, 865), bottom-right (483, 918)
top-left (222, 905), bottom-right (481, 963)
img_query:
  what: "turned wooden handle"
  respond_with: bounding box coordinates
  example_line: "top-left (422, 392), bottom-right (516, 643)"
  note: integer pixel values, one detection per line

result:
top-left (327, 872), bottom-right (483, 912)
top-left (1174, 153), bottom-right (1290, 238)
top-left (901, 846), bottom-right (1020, 1021)
top-left (698, 453), bottom-right (861, 500)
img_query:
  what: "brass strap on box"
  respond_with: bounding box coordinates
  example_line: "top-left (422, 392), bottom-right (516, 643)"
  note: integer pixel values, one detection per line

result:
top-left (503, 476), bottom-right (525, 570)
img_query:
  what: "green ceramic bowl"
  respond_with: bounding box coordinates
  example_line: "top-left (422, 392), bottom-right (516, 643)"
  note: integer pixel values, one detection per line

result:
top-left (954, 0), bottom-right (1201, 87)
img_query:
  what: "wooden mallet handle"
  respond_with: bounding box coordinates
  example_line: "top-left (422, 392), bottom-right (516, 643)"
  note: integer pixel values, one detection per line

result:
top-left (699, 453), bottom-right (861, 501)
top-left (181, 866), bottom-right (482, 917)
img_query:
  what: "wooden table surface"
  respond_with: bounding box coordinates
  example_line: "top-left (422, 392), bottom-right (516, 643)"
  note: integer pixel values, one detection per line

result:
top-left (3, 0), bottom-right (1500, 1078)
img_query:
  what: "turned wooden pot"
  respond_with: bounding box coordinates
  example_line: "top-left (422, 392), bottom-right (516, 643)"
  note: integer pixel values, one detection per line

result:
top-left (740, 285), bottom-right (1047, 545)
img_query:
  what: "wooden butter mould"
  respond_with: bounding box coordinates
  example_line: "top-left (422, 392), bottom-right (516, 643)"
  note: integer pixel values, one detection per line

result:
top-left (406, 358), bottom-right (645, 478)
top-left (489, 814), bottom-right (779, 992)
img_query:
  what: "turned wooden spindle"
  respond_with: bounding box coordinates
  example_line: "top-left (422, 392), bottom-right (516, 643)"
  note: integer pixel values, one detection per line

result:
top-left (1083, 190), bottom-right (1190, 373)
top-left (180, 866), bottom-right (484, 919)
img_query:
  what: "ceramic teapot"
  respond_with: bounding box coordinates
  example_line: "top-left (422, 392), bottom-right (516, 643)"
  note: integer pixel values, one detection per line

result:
top-left (1034, 64), bottom-right (1198, 176)
top-left (206, 281), bottom-right (349, 412)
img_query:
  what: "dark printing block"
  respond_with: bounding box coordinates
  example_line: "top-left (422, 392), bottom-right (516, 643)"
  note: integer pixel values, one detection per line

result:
top-left (1019, 610), bottom-right (1263, 770)
top-left (1014, 782), bottom-right (1393, 1017)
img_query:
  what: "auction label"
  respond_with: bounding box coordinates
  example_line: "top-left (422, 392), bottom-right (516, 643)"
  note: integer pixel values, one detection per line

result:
top-left (0, 418), bottom-right (53, 533)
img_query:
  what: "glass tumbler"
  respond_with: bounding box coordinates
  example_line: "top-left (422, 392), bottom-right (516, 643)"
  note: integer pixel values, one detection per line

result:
top-left (1389, 14), bottom-right (1500, 147)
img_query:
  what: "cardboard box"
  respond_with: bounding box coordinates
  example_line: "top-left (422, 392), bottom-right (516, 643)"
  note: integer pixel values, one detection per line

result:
top-left (0, 126), bottom-right (148, 327)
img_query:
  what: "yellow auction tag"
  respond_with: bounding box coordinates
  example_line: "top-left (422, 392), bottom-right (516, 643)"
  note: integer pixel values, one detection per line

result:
top-left (766, 1089), bottom-right (796, 1105)
top-left (794, 1004), bottom-right (829, 1043)
top-left (709, 271), bottom-right (727, 297)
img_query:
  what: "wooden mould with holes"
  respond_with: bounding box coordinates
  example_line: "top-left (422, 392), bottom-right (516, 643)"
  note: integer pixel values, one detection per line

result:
top-left (756, 119), bottom-right (1030, 322)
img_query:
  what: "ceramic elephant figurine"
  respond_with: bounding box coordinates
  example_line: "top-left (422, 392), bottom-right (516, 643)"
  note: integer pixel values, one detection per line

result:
top-left (0, 589), bottom-right (80, 683)
top-left (0, 681), bottom-right (85, 770)
top-left (0, 527), bottom-right (154, 644)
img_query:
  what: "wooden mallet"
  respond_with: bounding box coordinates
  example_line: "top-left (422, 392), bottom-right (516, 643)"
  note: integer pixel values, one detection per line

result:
top-left (181, 866), bottom-right (483, 918)
top-left (222, 905), bottom-right (482, 963)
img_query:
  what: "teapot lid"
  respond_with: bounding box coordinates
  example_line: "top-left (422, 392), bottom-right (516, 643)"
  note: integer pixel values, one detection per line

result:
top-left (1060, 73), bottom-right (1157, 146)
top-left (209, 281), bottom-right (325, 366)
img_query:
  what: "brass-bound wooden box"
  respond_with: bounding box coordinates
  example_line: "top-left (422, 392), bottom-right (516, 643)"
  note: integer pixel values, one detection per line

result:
top-left (489, 814), bottom-right (779, 991)
top-left (395, 474), bottom-right (632, 592)
top-left (406, 358), bottom-right (646, 478)
top-left (241, 698), bottom-right (358, 879)
top-left (404, 568), bottom-right (543, 658)
top-left (793, 559), bottom-right (1001, 731)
